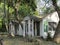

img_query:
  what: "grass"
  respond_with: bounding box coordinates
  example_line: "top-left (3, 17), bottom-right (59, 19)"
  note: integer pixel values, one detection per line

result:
top-left (3, 38), bottom-right (32, 45)
top-left (0, 34), bottom-right (60, 45)
top-left (2, 36), bottom-right (34, 45)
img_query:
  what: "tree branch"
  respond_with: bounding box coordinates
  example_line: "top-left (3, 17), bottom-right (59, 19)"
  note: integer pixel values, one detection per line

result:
top-left (52, 0), bottom-right (60, 17)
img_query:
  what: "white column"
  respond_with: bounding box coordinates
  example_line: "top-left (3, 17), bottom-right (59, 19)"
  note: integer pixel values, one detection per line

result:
top-left (39, 22), bottom-right (41, 36)
top-left (32, 20), bottom-right (34, 37)
top-left (28, 20), bottom-right (31, 37)
top-left (23, 21), bottom-right (25, 37)
top-left (35, 22), bottom-right (37, 36)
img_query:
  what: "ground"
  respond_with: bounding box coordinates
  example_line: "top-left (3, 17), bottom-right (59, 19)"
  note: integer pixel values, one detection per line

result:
top-left (0, 33), bottom-right (60, 45)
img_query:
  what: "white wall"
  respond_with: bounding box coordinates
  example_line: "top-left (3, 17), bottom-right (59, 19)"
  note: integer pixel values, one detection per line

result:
top-left (40, 12), bottom-right (59, 39)
top-left (40, 20), bottom-right (44, 37)
top-left (50, 12), bottom-right (59, 23)
top-left (40, 19), bottom-right (48, 39)
top-left (45, 12), bottom-right (59, 24)
top-left (10, 24), bottom-right (15, 36)
top-left (17, 24), bottom-right (23, 36)
top-left (44, 12), bottom-right (59, 29)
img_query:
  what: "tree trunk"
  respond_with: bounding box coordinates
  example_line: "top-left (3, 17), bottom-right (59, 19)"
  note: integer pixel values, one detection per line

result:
top-left (3, 0), bottom-right (8, 32)
top-left (52, 0), bottom-right (60, 43)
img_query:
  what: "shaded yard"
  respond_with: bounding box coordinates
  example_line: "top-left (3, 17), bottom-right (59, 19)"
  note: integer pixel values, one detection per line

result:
top-left (3, 36), bottom-right (34, 45)
top-left (0, 34), bottom-right (60, 45)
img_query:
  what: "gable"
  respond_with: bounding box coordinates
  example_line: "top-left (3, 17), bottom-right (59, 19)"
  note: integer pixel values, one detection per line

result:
top-left (44, 12), bottom-right (59, 24)
top-left (24, 15), bottom-right (42, 21)
top-left (50, 12), bottom-right (59, 23)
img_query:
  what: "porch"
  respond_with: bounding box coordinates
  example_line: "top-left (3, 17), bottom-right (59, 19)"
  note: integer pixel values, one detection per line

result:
top-left (23, 16), bottom-right (42, 37)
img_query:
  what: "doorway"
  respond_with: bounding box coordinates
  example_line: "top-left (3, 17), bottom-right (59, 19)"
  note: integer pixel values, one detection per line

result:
top-left (36, 21), bottom-right (40, 36)
top-left (14, 23), bottom-right (19, 35)
top-left (34, 21), bottom-right (40, 36)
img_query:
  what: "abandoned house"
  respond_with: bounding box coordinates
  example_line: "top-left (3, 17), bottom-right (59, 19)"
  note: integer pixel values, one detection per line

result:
top-left (9, 11), bottom-right (59, 39)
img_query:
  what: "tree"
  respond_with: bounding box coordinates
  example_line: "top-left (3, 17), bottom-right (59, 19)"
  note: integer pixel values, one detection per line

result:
top-left (36, 0), bottom-right (55, 15)
top-left (0, 0), bottom-right (36, 36)
top-left (52, 0), bottom-right (60, 43)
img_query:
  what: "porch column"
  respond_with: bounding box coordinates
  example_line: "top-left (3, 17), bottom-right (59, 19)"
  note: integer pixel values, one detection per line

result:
top-left (32, 20), bottom-right (34, 37)
top-left (23, 21), bottom-right (25, 37)
top-left (35, 22), bottom-right (37, 36)
top-left (39, 22), bottom-right (41, 36)
top-left (28, 20), bottom-right (31, 37)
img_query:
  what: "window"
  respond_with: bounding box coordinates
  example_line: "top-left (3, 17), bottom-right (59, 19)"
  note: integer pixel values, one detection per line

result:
top-left (44, 21), bottom-right (48, 32)
top-left (49, 26), bottom-right (52, 31)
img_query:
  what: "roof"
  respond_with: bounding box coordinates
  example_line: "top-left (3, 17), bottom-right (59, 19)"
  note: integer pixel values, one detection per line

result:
top-left (24, 15), bottom-right (46, 21)
top-left (29, 15), bottom-right (43, 21)
top-left (24, 11), bottom-right (58, 21)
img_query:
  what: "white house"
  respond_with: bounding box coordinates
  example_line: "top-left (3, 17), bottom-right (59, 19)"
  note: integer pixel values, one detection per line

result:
top-left (9, 11), bottom-right (59, 39)
top-left (22, 11), bottom-right (59, 38)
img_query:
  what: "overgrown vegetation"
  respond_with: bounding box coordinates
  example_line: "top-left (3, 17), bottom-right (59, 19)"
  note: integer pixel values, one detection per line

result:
top-left (0, 0), bottom-right (60, 44)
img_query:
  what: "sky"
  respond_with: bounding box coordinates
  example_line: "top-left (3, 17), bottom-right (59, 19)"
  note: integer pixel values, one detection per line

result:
top-left (36, 0), bottom-right (54, 14)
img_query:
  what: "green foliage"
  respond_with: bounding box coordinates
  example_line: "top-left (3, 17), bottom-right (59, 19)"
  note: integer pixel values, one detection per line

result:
top-left (18, 4), bottom-right (33, 17)
top-left (6, 0), bottom-right (36, 17)
top-left (0, 3), bottom-right (3, 9)
top-left (33, 10), bottom-right (39, 16)
top-left (0, 0), bottom-right (36, 27)
top-left (9, 7), bottom-right (14, 14)
top-left (44, 7), bottom-right (55, 14)
top-left (17, 0), bottom-right (36, 11)
top-left (0, 19), bottom-right (2, 28)
top-left (0, 3), bottom-right (4, 28)
top-left (0, 2), bottom-right (14, 14)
